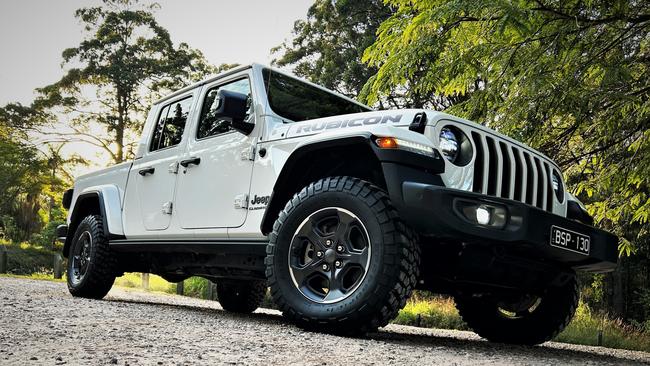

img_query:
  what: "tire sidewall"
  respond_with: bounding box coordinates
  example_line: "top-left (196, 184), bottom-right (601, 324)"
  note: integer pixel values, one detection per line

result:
top-left (66, 217), bottom-right (101, 291)
top-left (272, 189), bottom-right (389, 319)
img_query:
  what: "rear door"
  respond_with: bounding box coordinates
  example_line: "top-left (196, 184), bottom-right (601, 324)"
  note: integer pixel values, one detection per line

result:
top-left (129, 93), bottom-right (196, 232)
top-left (174, 76), bottom-right (256, 229)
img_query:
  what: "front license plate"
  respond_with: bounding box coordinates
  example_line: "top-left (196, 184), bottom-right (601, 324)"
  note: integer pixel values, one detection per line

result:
top-left (550, 226), bottom-right (590, 255)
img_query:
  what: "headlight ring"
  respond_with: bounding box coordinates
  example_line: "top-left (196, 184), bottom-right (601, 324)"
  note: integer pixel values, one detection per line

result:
top-left (439, 125), bottom-right (472, 166)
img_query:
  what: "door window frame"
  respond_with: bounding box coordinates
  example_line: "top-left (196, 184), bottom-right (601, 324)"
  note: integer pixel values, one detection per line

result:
top-left (145, 91), bottom-right (198, 156)
top-left (191, 73), bottom-right (255, 143)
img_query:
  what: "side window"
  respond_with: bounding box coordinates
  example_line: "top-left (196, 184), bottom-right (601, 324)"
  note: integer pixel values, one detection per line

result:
top-left (197, 78), bottom-right (252, 140)
top-left (150, 96), bottom-right (193, 152)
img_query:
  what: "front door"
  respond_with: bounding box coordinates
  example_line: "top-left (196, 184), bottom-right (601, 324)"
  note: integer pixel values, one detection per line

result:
top-left (133, 94), bottom-right (195, 231)
top-left (174, 76), bottom-right (256, 229)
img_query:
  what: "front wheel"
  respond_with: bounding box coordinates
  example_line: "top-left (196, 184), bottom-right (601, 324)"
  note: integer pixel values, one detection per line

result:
top-left (67, 215), bottom-right (117, 299)
top-left (266, 176), bottom-right (420, 335)
top-left (455, 275), bottom-right (579, 345)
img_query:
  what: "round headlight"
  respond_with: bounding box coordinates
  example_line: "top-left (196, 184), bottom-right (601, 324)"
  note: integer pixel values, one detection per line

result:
top-left (551, 170), bottom-right (564, 202)
top-left (439, 127), bottom-right (459, 162)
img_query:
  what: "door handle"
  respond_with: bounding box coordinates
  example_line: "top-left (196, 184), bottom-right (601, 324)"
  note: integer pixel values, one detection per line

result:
top-left (138, 167), bottom-right (155, 176)
top-left (180, 157), bottom-right (201, 168)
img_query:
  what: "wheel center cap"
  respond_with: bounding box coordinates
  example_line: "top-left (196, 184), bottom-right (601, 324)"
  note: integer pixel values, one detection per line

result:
top-left (324, 248), bottom-right (336, 263)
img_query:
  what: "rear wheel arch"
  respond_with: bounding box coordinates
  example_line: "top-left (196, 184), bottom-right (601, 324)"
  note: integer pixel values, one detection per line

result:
top-left (260, 136), bottom-right (387, 235)
top-left (64, 192), bottom-right (106, 258)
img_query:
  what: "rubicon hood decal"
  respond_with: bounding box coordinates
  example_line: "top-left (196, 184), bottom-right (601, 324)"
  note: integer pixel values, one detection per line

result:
top-left (281, 111), bottom-right (409, 139)
top-left (293, 113), bottom-right (403, 134)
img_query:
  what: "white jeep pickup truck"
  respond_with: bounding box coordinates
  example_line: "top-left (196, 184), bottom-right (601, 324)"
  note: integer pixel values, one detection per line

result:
top-left (58, 64), bottom-right (618, 345)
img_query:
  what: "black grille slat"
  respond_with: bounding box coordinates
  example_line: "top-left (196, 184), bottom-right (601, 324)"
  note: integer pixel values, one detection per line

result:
top-left (523, 152), bottom-right (535, 205)
top-left (499, 142), bottom-right (511, 198)
top-left (544, 162), bottom-right (554, 211)
top-left (471, 132), bottom-right (484, 193)
top-left (512, 146), bottom-right (524, 201)
top-left (486, 137), bottom-right (499, 196)
top-left (533, 157), bottom-right (546, 210)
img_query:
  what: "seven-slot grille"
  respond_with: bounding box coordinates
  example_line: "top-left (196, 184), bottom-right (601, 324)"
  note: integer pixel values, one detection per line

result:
top-left (470, 131), bottom-right (555, 212)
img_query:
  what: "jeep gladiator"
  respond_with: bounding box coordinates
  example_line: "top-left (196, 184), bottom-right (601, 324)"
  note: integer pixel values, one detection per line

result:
top-left (57, 64), bottom-right (618, 345)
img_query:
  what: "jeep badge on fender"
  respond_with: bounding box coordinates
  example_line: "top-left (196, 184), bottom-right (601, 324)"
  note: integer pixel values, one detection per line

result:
top-left (58, 64), bottom-right (618, 346)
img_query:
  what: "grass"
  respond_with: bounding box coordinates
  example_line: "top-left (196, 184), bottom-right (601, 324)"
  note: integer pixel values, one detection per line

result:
top-left (556, 302), bottom-right (650, 352)
top-left (393, 293), bottom-right (650, 352)
top-left (113, 273), bottom-right (211, 299)
top-left (0, 272), bottom-right (65, 282)
top-left (393, 293), bottom-right (469, 331)
top-left (114, 272), bottom-right (176, 294)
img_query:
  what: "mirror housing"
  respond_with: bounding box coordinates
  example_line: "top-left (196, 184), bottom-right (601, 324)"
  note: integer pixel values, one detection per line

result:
top-left (212, 89), bottom-right (254, 135)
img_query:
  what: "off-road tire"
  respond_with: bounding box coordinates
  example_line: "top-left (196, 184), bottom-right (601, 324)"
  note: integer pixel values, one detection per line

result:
top-left (266, 176), bottom-right (420, 335)
top-left (217, 280), bottom-right (267, 313)
top-left (455, 275), bottom-right (579, 345)
top-left (67, 215), bottom-right (117, 299)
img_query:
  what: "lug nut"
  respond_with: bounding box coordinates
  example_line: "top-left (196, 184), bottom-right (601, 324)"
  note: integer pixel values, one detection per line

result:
top-left (322, 264), bottom-right (330, 271)
top-left (335, 260), bottom-right (341, 268)
top-left (336, 245), bottom-right (344, 252)
top-left (316, 251), bottom-right (323, 258)
top-left (325, 239), bottom-right (332, 246)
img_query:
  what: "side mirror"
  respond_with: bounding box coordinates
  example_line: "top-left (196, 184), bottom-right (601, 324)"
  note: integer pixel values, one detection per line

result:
top-left (213, 89), bottom-right (254, 135)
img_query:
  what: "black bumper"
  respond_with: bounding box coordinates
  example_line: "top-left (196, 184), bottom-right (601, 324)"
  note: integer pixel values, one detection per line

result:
top-left (399, 182), bottom-right (618, 273)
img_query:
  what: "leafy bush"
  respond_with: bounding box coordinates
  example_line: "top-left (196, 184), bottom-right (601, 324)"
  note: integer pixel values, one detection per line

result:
top-left (393, 293), bottom-right (468, 331)
top-left (183, 277), bottom-right (210, 298)
top-left (557, 302), bottom-right (650, 352)
top-left (0, 241), bottom-right (62, 275)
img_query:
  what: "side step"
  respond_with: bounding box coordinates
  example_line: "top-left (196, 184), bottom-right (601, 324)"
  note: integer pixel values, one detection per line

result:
top-left (109, 239), bottom-right (268, 256)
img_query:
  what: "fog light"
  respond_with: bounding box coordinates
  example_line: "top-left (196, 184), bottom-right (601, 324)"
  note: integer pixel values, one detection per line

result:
top-left (476, 206), bottom-right (491, 225)
top-left (456, 200), bottom-right (508, 229)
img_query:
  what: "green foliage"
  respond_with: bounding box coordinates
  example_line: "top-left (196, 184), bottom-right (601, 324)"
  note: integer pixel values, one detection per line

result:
top-left (183, 277), bottom-right (210, 299)
top-left (394, 294), bottom-right (650, 352)
top-left (272, 0), bottom-right (398, 105)
top-left (0, 241), bottom-right (62, 275)
top-left (38, 0), bottom-right (216, 163)
top-left (364, 0), bottom-right (650, 255)
top-left (114, 272), bottom-right (175, 293)
top-left (557, 301), bottom-right (650, 352)
top-left (393, 293), bottom-right (469, 330)
top-left (0, 128), bottom-right (49, 242)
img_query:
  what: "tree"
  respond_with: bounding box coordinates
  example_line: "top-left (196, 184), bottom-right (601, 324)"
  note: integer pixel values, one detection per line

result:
top-left (0, 118), bottom-right (48, 242)
top-left (364, 0), bottom-right (649, 248)
top-left (363, 0), bottom-right (650, 320)
top-left (272, 0), bottom-right (399, 106)
top-left (38, 0), bottom-right (215, 163)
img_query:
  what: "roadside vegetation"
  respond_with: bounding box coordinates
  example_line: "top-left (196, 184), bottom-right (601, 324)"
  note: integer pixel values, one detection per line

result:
top-left (0, 240), bottom-right (62, 275)
top-left (393, 293), bottom-right (650, 353)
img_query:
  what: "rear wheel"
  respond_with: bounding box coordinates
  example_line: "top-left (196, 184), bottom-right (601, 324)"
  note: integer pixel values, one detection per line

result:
top-left (67, 215), bottom-right (117, 299)
top-left (455, 275), bottom-right (579, 345)
top-left (266, 176), bottom-right (420, 335)
top-left (217, 280), bottom-right (267, 313)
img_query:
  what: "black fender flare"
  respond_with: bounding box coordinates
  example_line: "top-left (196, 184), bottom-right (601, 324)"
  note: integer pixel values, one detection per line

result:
top-left (63, 191), bottom-right (110, 258)
top-left (260, 134), bottom-right (445, 235)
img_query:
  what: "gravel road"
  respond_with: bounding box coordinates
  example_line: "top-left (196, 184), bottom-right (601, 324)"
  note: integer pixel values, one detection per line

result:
top-left (1, 277), bottom-right (648, 365)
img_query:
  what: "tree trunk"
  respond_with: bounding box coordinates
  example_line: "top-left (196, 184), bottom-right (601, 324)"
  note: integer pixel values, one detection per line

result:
top-left (611, 256), bottom-right (627, 319)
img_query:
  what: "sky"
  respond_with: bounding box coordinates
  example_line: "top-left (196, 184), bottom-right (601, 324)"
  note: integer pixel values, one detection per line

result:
top-left (0, 0), bottom-right (312, 105)
top-left (0, 0), bottom-right (313, 174)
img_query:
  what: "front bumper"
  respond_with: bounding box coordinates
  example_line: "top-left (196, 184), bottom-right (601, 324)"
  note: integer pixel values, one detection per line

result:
top-left (400, 182), bottom-right (618, 273)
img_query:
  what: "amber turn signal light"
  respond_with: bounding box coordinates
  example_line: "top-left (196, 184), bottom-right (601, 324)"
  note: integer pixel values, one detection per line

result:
top-left (375, 137), bottom-right (399, 149)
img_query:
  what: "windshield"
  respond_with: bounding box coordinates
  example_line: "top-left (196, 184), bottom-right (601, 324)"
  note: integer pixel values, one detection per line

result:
top-left (263, 68), bottom-right (371, 122)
